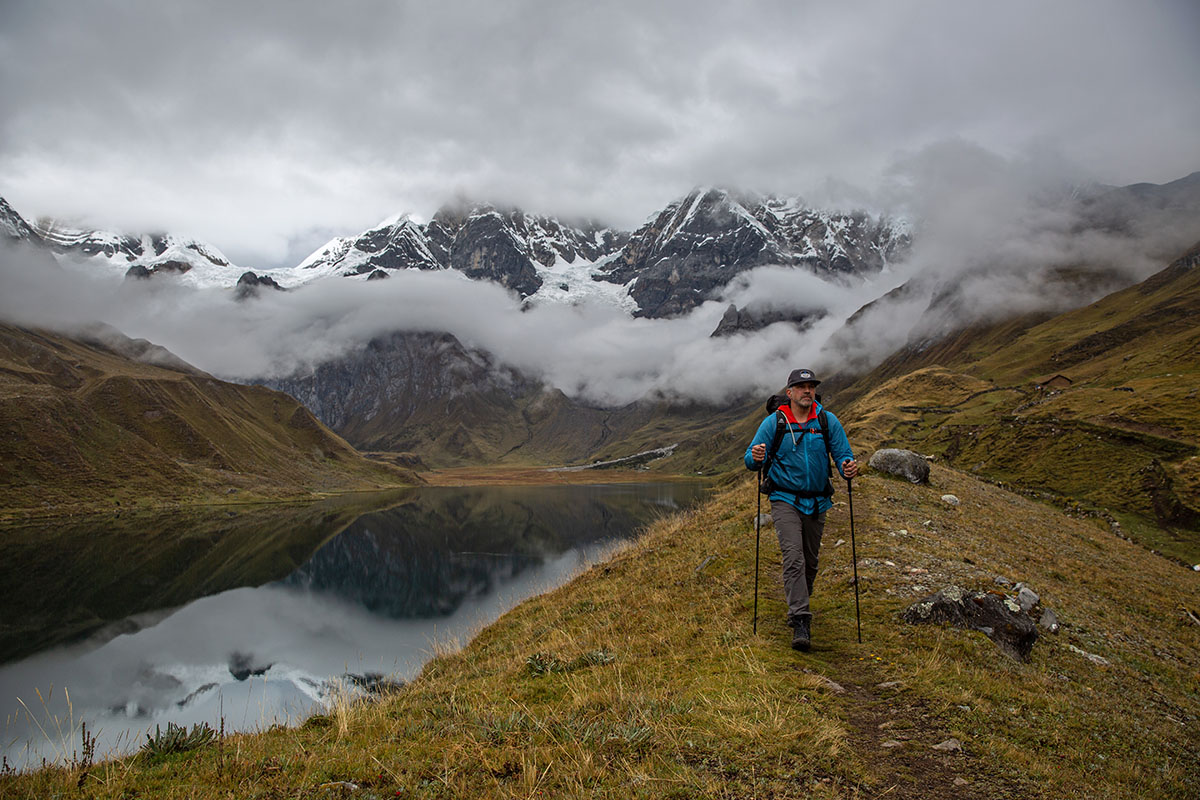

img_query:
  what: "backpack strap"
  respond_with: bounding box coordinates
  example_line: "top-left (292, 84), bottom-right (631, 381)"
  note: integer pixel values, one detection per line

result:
top-left (817, 408), bottom-right (833, 478)
top-left (756, 409), bottom-right (787, 473)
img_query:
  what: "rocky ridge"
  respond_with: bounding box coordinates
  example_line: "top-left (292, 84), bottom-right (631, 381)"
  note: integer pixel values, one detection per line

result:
top-left (598, 187), bottom-right (910, 318)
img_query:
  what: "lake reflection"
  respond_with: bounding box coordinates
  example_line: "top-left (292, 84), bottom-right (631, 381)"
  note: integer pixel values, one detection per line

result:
top-left (0, 481), bottom-right (707, 768)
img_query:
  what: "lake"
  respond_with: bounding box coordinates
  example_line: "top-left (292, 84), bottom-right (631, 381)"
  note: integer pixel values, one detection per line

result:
top-left (0, 480), bottom-right (708, 769)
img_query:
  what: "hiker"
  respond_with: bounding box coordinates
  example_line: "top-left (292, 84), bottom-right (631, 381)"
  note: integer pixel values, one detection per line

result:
top-left (745, 368), bottom-right (858, 651)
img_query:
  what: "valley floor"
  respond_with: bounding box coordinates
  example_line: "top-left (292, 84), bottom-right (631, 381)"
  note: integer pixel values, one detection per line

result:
top-left (4, 464), bottom-right (1198, 799)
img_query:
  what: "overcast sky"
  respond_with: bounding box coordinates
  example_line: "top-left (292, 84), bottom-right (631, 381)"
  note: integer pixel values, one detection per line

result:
top-left (2, 0), bottom-right (1198, 268)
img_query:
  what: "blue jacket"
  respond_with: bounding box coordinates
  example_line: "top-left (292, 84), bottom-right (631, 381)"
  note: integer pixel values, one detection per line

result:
top-left (744, 402), bottom-right (855, 515)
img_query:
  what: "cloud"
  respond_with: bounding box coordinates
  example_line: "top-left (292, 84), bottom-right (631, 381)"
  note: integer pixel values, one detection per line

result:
top-left (816, 139), bottom-right (1200, 370)
top-left (1, 0), bottom-right (1197, 267)
top-left (4, 133), bottom-right (1197, 410)
top-left (1, 238), bottom-right (879, 405)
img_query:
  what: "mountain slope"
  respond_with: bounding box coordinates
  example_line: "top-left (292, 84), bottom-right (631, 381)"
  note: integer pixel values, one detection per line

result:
top-left (597, 187), bottom-right (910, 318)
top-left (0, 324), bottom-right (418, 517)
top-left (834, 241), bottom-right (1200, 561)
top-left (263, 329), bottom-right (756, 473)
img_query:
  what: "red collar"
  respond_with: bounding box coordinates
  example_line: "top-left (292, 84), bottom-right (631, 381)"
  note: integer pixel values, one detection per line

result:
top-left (780, 403), bottom-right (818, 424)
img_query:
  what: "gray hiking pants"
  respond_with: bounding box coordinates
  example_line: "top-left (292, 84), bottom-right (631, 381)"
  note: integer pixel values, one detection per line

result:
top-left (770, 501), bottom-right (826, 626)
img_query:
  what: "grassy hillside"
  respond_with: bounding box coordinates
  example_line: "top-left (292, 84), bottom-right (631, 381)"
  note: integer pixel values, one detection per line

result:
top-left (5, 465), bottom-right (1196, 798)
top-left (0, 324), bottom-right (419, 518)
top-left (834, 243), bottom-right (1200, 564)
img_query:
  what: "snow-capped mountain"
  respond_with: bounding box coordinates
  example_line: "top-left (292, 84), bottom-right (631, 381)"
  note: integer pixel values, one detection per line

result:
top-left (1, 196), bottom-right (43, 245)
top-left (5, 190), bottom-right (908, 319)
top-left (597, 187), bottom-right (911, 318)
top-left (297, 201), bottom-right (632, 307)
top-left (34, 218), bottom-right (244, 287)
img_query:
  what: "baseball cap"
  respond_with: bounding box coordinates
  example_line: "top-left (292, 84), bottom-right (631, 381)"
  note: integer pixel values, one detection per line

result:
top-left (786, 368), bottom-right (821, 387)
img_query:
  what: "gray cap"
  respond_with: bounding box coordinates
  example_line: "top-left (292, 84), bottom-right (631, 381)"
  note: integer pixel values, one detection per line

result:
top-left (786, 368), bottom-right (821, 387)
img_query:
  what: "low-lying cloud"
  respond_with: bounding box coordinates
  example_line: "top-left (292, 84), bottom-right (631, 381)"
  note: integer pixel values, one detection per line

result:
top-left (2, 142), bottom-right (1197, 407)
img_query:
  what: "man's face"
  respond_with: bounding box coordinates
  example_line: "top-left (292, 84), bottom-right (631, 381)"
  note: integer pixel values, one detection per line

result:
top-left (787, 382), bottom-right (818, 408)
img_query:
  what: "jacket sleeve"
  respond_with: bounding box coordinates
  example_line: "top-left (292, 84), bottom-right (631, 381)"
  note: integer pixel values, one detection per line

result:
top-left (744, 415), bottom-right (774, 471)
top-left (827, 412), bottom-right (856, 477)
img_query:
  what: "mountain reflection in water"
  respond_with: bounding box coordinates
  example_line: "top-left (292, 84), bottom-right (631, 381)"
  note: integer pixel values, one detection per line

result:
top-left (280, 484), bottom-right (686, 618)
top-left (0, 481), bottom-right (707, 768)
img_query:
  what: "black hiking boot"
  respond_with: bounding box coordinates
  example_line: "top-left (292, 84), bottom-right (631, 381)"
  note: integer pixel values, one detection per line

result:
top-left (791, 617), bottom-right (811, 652)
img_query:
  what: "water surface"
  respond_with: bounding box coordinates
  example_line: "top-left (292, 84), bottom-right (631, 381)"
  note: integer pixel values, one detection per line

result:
top-left (0, 481), bottom-right (707, 767)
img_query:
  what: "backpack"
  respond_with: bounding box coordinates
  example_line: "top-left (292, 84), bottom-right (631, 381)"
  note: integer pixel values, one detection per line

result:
top-left (756, 406), bottom-right (834, 500)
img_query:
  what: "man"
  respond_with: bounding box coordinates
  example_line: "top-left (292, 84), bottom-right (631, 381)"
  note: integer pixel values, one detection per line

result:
top-left (745, 368), bottom-right (859, 651)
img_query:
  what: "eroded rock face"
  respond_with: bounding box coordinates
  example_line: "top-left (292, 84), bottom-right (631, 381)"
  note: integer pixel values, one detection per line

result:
top-left (709, 303), bottom-right (825, 337)
top-left (903, 585), bottom-right (1038, 660)
top-left (597, 187), bottom-right (909, 318)
top-left (235, 271), bottom-right (286, 299)
top-left (869, 448), bottom-right (931, 484)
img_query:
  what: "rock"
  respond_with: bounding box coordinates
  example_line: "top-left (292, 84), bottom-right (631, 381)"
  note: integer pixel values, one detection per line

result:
top-left (903, 586), bottom-right (1038, 660)
top-left (994, 576), bottom-right (1013, 587)
top-left (754, 513), bottom-right (772, 528)
top-left (941, 494), bottom-right (960, 506)
top-left (1068, 644), bottom-right (1110, 666)
top-left (932, 738), bottom-right (963, 752)
top-left (868, 449), bottom-right (930, 484)
top-left (1017, 586), bottom-right (1040, 613)
top-left (710, 303), bottom-right (823, 337)
top-left (235, 271), bottom-right (286, 299)
top-left (876, 681), bottom-right (902, 689)
top-left (953, 777), bottom-right (969, 786)
top-left (817, 676), bottom-right (847, 694)
top-left (880, 739), bottom-right (904, 749)
top-left (1038, 608), bottom-right (1060, 633)
top-left (1192, 564), bottom-right (1199, 571)
top-left (834, 538), bottom-right (846, 548)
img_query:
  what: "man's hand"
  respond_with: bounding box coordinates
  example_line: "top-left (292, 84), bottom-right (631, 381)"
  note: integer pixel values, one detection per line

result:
top-left (751, 443), bottom-right (766, 462)
top-left (842, 459), bottom-right (860, 480)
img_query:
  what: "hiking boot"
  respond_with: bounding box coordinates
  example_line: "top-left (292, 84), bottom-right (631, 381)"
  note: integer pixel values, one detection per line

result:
top-left (791, 617), bottom-right (811, 652)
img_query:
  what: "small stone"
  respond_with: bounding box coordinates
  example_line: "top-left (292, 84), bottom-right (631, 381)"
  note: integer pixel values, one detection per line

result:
top-left (941, 494), bottom-right (960, 506)
top-left (834, 538), bottom-right (846, 547)
top-left (1017, 587), bottom-right (1040, 613)
top-left (817, 676), bottom-right (847, 694)
top-left (754, 513), bottom-right (772, 528)
top-left (932, 738), bottom-right (962, 752)
top-left (876, 681), bottom-right (902, 689)
top-left (884, 560), bottom-right (896, 566)
top-left (1192, 564), bottom-right (1199, 572)
top-left (1068, 644), bottom-right (1110, 666)
top-left (1039, 608), bottom-right (1060, 633)
top-left (878, 720), bottom-right (897, 730)
top-left (994, 576), bottom-right (1013, 587)
top-left (881, 740), bottom-right (904, 749)
top-left (907, 567), bottom-right (928, 574)
top-left (953, 777), bottom-right (969, 787)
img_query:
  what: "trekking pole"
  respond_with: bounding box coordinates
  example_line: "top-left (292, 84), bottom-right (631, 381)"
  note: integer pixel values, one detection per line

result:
top-left (753, 471), bottom-right (762, 635)
top-left (847, 476), bottom-right (862, 644)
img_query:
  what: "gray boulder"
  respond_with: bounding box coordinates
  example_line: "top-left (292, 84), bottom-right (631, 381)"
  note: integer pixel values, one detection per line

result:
top-left (869, 449), bottom-right (931, 484)
top-left (1017, 586), bottom-right (1040, 613)
top-left (903, 585), bottom-right (1038, 660)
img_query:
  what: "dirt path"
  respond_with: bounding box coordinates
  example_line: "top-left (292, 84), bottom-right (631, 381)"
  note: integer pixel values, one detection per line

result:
top-left (830, 665), bottom-right (1008, 799)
